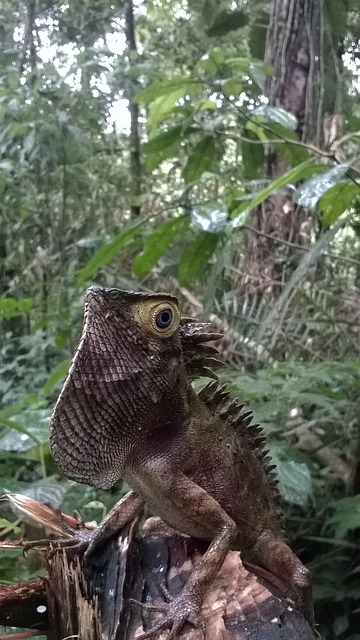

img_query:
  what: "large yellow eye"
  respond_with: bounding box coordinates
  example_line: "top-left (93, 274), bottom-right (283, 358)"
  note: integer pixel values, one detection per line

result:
top-left (135, 300), bottom-right (180, 338)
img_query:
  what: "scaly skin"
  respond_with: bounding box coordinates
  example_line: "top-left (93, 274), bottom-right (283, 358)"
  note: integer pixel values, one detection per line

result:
top-left (49, 286), bottom-right (313, 637)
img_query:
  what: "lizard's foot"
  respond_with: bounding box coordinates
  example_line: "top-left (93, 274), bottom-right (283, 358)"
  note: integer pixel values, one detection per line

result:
top-left (24, 528), bottom-right (94, 558)
top-left (23, 509), bottom-right (95, 559)
top-left (133, 587), bottom-right (205, 640)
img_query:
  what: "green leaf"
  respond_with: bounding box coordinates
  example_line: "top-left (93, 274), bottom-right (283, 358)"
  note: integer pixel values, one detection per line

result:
top-left (145, 142), bottom-right (181, 172)
top-left (206, 9), bottom-right (248, 37)
top-left (143, 125), bottom-right (185, 172)
top-left (296, 392), bottom-right (335, 409)
top-left (245, 123), bottom-right (308, 167)
top-left (43, 360), bottom-right (71, 396)
top-left (270, 128), bottom-right (309, 166)
top-left (183, 136), bottom-right (216, 183)
top-left (55, 329), bottom-right (70, 349)
top-left (224, 57), bottom-right (249, 74)
top-left (200, 0), bottom-right (218, 25)
top-left (197, 99), bottom-right (217, 111)
top-left (253, 121), bottom-right (309, 166)
top-left (253, 106), bottom-right (298, 131)
top-left (270, 450), bottom-right (312, 505)
top-left (246, 120), bottom-right (268, 142)
top-left (241, 130), bottom-right (264, 179)
top-left (0, 297), bottom-right (33, 319)
top-left (246, 106), bottom-right (310, 167)
top-left (0, 415), bottom-right (42, 445)
top-left (178, 232), bottom-right (219, 285)
top-left (148, 89), bottom-right (191, 129)
top-left (0, 518), bottom-right (21, 533)
top-left (231, 160), bottom-right (324, 226)
top-left (135, 78), bottom-right (203, 104)
top-left (248, 62), bottom-right (271, 91)
top-left (198, 47), bottom-right (226, 73)
top-left (145, 126), bottom-right (185, 153)
top-left (76, 219), bottom-right (147, 287)
top-left (222, 77), bottom-right (242, 96)
top-left (133, 216), bottom-right (189, 277)
top-left (191, 204), bottom-right (227, 233)
top-left (318, 182), bottom-right (360, 226)
top-left (294, 163), bottom-right (350, 210)
top-left (328, 496), bottom-right (360, 538)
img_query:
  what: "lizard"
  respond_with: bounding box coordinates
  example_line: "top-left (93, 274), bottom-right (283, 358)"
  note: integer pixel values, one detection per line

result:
top-left (48, 285), bottom-right (313, 639)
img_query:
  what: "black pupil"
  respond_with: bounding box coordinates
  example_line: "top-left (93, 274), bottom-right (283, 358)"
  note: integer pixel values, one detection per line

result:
top-left (156, 309), bottom-right (172, 329)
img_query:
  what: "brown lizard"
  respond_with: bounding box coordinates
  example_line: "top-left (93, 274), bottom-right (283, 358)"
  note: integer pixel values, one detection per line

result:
top-left (48, 285), bottom-right (313, 639)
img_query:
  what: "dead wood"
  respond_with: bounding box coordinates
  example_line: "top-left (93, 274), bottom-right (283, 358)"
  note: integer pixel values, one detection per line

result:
top-left (0, 500), bottom-right (317, 640)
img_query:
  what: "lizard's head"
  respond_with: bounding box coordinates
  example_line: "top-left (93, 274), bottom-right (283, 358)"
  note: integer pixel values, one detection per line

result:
top-left (83, 285), bottom-right (183, 368)
top-left (50, 286), bottom-right (221, 489)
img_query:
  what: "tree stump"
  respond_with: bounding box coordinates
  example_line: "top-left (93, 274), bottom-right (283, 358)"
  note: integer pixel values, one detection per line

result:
top-left (0, 501), bottom-right (316, 640)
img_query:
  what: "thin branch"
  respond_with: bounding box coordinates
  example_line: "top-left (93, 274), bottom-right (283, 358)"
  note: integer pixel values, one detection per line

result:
top-left (220, 93), bottom-right (334, 159)
top-left (241, 225), bottom-right (360, 268)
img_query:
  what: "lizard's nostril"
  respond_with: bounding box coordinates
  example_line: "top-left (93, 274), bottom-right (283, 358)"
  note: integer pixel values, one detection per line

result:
top-left (86, 285), bottom-right (105, 295)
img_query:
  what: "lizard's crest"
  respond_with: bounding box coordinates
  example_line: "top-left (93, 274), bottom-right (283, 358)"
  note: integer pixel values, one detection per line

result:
top-left (179, 318), bottom-right (223, 380)
top-left (198, 380), bottom-right (282, 512)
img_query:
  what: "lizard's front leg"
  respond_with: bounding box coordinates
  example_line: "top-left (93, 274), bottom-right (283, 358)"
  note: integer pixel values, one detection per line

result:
top-left (132, 468), bottom-right (237, 640)
top-left (25, 490), bottom-right (145, 558)
top-left (84, 488), bottom-right (145, 558)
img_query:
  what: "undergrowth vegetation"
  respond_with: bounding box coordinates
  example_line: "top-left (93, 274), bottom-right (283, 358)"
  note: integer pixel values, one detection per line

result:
top-left (1, 1), bottom-right (360, 639)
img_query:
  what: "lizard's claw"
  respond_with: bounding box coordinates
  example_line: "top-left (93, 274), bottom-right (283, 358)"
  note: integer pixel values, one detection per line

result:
top-left (133, 587), bottom-right (205, 640)
top-left (23, 529), bottom-right (93, 559)
top-left (23, 518), bottom-right (95, 560)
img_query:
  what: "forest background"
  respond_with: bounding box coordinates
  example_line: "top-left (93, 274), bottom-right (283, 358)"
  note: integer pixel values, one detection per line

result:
top-left (0, 1), bottom-right (360, 638)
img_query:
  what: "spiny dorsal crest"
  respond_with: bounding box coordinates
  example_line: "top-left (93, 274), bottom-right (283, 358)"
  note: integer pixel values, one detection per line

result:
top-left (179, 318), bottom-right (223, 380)
top-left (198, 380), bottom-right (279, 493)
top-left (175, 310), bottom-right (279, 497)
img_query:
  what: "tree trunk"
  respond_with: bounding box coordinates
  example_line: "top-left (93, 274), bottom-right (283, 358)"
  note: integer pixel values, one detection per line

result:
top-left (241, 0), bottom-right (321, 295)
top-left (124, 0), bottom-right (142, 218)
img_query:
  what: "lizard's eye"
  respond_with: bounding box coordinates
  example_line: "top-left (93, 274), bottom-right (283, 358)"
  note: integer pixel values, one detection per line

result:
top-left (135, 299), bottom-right (180, 338)
top-left (155, 309), bottom-right (172, 329)
top-left (107, 289), bottom-right (120, 300)
top-left (149, 301), bottom-right (179, 337)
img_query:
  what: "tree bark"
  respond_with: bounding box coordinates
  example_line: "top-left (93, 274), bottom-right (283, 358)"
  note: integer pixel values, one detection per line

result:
top-left (241, 0), bottom-right (320, 295)
top-left (124, 0), bottom-right (142, 218)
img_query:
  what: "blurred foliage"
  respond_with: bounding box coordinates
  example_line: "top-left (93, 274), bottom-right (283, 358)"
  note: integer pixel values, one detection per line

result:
top-left (0, 0), bottom-right (360, 639)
